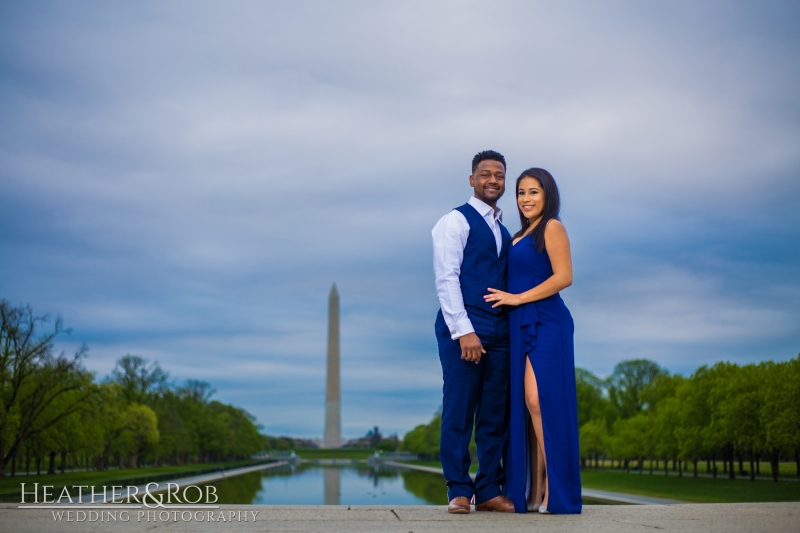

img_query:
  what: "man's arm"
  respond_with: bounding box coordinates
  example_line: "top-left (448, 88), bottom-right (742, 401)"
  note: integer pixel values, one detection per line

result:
top-left (432, 211), bottom-right (485, 363)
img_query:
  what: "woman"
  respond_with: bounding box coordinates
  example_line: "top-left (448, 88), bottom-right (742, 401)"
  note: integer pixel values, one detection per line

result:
top-left (484, 168), bottom-right (582, 514)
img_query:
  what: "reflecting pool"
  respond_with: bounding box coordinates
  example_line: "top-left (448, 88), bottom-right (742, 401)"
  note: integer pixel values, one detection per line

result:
top-left (205, 462), bottom-right (448, 505)
top-left (205, 462), bottom-right (607, 505)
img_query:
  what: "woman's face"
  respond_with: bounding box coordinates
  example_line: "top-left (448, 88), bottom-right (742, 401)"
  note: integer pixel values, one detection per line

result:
top-left (517, 176), bottom-right (545, 222)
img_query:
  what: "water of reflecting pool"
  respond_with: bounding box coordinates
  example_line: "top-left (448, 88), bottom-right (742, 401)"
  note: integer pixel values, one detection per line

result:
top-left (205, 463), bottom-right (448, 505)
top-left (205, 462), bottom-right (607, 506)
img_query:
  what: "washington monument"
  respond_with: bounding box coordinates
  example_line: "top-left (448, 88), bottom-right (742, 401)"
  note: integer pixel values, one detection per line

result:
top-left (324, 284), bottom-right (341, 448)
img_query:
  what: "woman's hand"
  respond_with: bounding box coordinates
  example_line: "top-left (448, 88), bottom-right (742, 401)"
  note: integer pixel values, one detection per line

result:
top-left (484, 288), bottom-right (521, 308)
top-left (489, 221), bottom-right (572, 307)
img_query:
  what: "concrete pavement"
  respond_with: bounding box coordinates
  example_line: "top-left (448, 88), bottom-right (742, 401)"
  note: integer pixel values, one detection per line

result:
top-left (76, 461), bottom-right (289, 503)
top-left (2, 502), bottom-right (798, 532)
top-left (580, 488), bottom-right (682, 505)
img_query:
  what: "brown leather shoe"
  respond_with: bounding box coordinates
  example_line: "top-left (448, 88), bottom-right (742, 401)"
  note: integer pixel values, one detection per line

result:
top-left (448, 496), bottom-right (471, 514)
top-left (475, 495), bottom-right (514, 512)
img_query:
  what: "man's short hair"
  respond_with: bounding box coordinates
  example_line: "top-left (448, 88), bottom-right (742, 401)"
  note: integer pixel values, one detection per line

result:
top-left (472, 150), bottom-right (506, 173)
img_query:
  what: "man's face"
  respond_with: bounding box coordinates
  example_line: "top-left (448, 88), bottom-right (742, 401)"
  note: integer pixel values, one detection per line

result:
top-left (470, 160), bottom-right (506, 206)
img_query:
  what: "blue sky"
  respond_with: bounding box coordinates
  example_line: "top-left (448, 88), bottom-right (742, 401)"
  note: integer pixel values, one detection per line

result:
top-left (1, 1), bottom-right (798, 439)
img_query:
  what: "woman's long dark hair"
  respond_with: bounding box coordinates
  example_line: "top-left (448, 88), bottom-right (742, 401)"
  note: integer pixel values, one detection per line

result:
top-left (513, 168), bottom-right (561, 253)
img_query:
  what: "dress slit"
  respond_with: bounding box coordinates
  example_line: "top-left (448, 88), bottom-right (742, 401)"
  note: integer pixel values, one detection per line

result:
top-left (525, 353), bottom-right (547, 505)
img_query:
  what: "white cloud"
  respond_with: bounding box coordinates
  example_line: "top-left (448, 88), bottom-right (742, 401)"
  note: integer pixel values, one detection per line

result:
top-left (2, 0), bottom-right (799, 436)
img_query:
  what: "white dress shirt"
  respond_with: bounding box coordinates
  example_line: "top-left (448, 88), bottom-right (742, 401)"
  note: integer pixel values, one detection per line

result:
top-left (432, 196), bottom-right (504, 340)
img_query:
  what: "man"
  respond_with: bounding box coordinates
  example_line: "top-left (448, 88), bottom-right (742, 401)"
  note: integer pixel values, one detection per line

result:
top-left (432, 150), bottom-right (514, 514)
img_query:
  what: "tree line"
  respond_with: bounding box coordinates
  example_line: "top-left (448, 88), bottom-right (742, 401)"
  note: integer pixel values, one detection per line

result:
top-left (401, 356), bottom-right (800, 482)
top-left (401, 409), bottom-right (476, 461)
top-left (0, 301), bottom-right (263, 478)
top-left (578, 357), bottom-right (800, 482)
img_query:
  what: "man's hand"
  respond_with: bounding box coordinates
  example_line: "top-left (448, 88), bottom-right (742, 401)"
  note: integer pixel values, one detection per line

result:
top-left (459, 332), bottom-right (486, 364)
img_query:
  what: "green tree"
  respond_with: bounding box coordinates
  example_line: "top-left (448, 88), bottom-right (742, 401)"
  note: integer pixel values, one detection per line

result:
top-left (674, 371), bottom-right (713, 477)
top-left (120, 403), bottom-right (160, 468)
top-left (642, 374), bottom-right (683, 412)
top-left (762, 356), bottom-right (800, 481)
top-left (579, 418), bottom-right (609, 468)
top-left (721, 362), bottom-right (767, 480)
top-left (576, 368), bottom-right (616, 428)
top-left (95, 383), bottom-right (158, 469)
top-left (0, 301), bottom-right (97, 477)
top-left (401, 411), bottom-right (441, 460)
top-left (150, 390), bottom-right (194, 464)
top-left (37, 393), bottom-right (91, 474)
top-left (611, 413), bottom-right (653, 473)
top-left (606, 359), bottom-right (666, 419)
top-left (652, 397), bottom-right (681, 475)
top-left (109, 355), bottom-right (169, 404)
top-left (704, 362), bottom-right (740, 479)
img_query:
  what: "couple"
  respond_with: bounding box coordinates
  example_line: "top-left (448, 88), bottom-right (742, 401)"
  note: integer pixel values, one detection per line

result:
top-left (432, 150), bottom-right (581, 515)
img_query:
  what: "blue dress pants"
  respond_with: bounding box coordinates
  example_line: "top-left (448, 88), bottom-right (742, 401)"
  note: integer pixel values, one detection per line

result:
top-left (436, 309), bottom-right (509, 503)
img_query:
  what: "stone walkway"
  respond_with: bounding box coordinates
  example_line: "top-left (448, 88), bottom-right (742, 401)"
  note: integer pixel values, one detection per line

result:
top-left (76, 461), bottom-right (289, 503)
top-left (2, 502), bottom-right (798, 532)
top-left (580, 488), bottom-right (681, 505)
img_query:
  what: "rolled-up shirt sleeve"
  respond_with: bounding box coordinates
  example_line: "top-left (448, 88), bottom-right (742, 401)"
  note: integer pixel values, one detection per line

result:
top-left (432, 211), bottom-right (474, 340)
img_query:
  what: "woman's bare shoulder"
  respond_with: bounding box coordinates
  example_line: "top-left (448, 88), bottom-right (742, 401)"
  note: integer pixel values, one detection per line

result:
top-left (544, 219), bottom-right (567, 234)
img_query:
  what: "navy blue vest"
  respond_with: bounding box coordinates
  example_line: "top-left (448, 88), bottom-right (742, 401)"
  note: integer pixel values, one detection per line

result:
top-left (455, 203), bottom-right (511, 316)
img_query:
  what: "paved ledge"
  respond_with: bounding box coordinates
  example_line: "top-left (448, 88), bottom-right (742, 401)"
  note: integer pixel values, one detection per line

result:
top-left (384, 461), bottom-right (448, 476)
top-left (2, 503), bottom-right (798, 532)
top-left (72, 461), bottom-right (289, 503)
top-left (386, 461), bottom-right (684, 505)
top-left (580, 488), bottom-right (682, 505)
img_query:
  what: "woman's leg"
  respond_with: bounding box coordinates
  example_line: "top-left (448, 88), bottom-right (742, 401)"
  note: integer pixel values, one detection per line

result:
top-left (525, 357), bottom-right (548, 507)
top-left (527, 414), bottom-right (540, 504)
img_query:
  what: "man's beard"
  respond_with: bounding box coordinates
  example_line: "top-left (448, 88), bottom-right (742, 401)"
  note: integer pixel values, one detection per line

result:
top-left (477, 188), bottom-right (502, 204)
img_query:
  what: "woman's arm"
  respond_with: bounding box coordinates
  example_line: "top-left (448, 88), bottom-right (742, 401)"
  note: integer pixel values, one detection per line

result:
top-left (484, 220), bottom-right (572, 307)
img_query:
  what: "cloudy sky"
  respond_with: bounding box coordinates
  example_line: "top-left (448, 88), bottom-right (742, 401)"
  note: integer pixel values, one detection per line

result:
top-left (1, 1), bottom-right (798, 439)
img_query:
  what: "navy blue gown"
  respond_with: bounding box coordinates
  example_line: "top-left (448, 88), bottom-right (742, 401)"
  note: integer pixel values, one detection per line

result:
top-left (503, 233), bottom-right (582, 514)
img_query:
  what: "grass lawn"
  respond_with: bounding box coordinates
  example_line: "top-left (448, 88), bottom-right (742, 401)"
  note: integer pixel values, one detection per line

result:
top-left (591, 459), bottom-right (799, 479)
top-left (581, 470), bottom-right (800, 503)
top-left (397, 461), bottom-right (800, 503)
top-left (0, 460), bottom-right (266, 502)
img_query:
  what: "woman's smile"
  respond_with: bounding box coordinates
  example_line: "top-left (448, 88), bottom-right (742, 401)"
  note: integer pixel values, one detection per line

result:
top-left (517, 176), bottom-right (545, 221)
